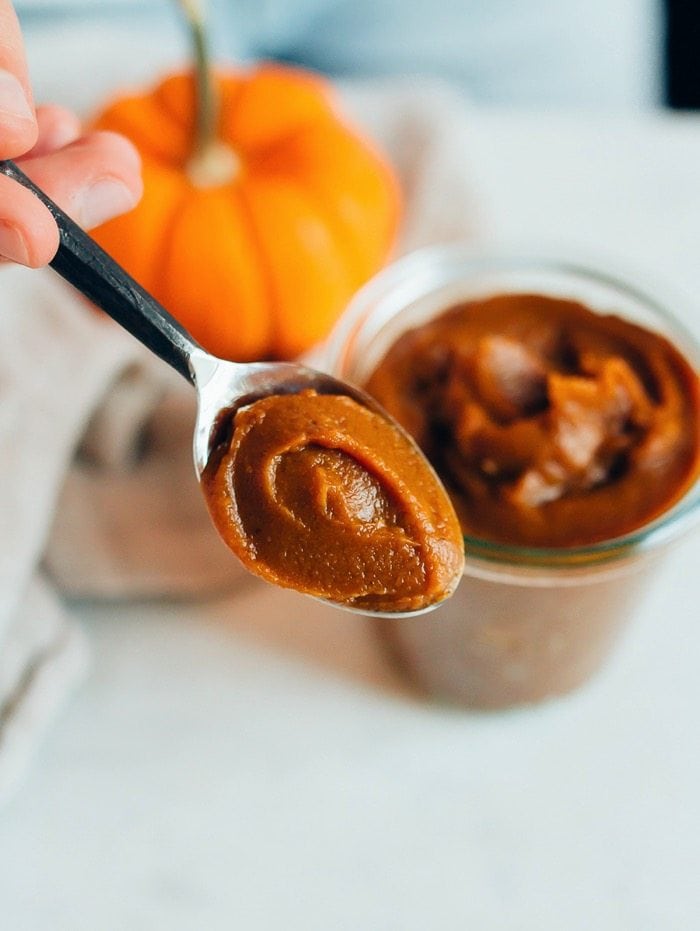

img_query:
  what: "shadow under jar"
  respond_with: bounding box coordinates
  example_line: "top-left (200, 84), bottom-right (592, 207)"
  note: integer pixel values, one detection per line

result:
top-left (324, 248), bottom-right (700, 709)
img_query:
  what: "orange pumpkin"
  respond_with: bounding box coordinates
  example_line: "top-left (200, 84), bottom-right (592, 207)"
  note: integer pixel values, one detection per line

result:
top-left (91, 60), bottom-right (401, 361)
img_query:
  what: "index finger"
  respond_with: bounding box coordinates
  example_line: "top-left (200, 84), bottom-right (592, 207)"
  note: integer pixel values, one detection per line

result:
top-left (0, 0), bottom-right (38, 157)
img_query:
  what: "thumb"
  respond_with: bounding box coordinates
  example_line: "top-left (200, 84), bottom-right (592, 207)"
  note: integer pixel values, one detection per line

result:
top-left (0, 1), bottom-right (38, 157)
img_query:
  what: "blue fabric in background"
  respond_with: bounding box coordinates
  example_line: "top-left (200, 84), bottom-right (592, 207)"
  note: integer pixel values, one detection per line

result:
top-left (16, 0), bottom-right (661, 109)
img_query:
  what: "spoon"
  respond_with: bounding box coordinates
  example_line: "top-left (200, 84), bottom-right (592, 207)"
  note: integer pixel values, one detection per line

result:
top-left (0, 158), bottom-right (460, 618)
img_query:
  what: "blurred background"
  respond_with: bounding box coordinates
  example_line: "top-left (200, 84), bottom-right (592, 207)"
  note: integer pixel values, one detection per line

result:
top-left (13, 0), bottom-right (700, 112)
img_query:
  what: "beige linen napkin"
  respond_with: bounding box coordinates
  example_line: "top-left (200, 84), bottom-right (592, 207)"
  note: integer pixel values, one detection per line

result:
top-left (0, 80), bottom-right (480, 800)
top-left (0, 268), bottom-right (142, 799)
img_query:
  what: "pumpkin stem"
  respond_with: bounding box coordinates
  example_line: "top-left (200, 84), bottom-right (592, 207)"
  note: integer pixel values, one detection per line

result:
top-left (178, 0), bottom-right (239, 187)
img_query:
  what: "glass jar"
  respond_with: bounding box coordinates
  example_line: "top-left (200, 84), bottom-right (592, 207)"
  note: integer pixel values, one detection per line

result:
top-left (324, 247), bottom-right (700, 708)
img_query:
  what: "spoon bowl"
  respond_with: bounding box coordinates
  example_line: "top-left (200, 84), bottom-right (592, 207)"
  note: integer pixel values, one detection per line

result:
top-left (1, 158), bottom-right (461, 618)
top-left (188, 351), bottom-right (453, 619)
top-left (189, 351), bottom-right (389, 478)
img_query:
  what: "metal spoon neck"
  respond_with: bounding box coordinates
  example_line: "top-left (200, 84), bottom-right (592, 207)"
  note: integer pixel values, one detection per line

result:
top-left (189, 348), bottom-right (244, 388)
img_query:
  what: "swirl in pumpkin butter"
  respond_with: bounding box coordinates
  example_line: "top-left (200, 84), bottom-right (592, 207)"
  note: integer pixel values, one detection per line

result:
top-left (365, 294), bottom-right (700, 548)
top-left (201, 390), bottom-right (464, 612)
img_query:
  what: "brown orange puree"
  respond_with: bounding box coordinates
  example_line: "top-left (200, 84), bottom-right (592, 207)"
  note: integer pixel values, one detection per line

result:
top-left (365, 294), bottom-right (700, 547)
top-left (202, 390), bottom-right (464, 611)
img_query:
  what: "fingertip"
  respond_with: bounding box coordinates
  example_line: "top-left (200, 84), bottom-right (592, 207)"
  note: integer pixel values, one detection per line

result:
top-left (0, 116), bottom-right (39, 160)
top-left (73, 177), bottom-right (141, 230)
top-left (25, 222), bottom-right (60, 267)
top-left (0, 65), bottom-right (38, 157)
top-left (75, 129), bottom-right (142, 173)
top-left (0, 214), bottom-right (57, 267)
top-left (59, 130), bottom-right (145, 215)
top-left (99, 131), bottom-right (144, 201)
top-left (30, 105), bottom-right (82, 156)
top-left (0, 172), bottom-right (59, 267)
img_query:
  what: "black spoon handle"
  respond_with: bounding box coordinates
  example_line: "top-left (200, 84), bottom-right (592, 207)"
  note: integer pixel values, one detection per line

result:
top-left (0, 159), bottom-right (201, 383)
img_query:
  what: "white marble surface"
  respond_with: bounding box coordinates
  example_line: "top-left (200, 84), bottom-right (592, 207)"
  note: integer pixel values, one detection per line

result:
top-left (2, 111), bottom-right (700, 930)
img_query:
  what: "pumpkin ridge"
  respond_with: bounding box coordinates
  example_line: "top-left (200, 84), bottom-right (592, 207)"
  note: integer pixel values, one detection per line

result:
top-left (155, 75), bottom-right (195, 132)
top-left (250, 113), bottom-right (337, 161)
top-left (240, 173), bottom-right (355, 358)
top-left (232, 182), bottom-right (278, 358)
top-left (217, 70), bottom-right (258, 133)
top-left (256, 124), bottom-right (399, 286)
top-left (154, 72), bottom-right (247, 153)
top-left (282, 169), bottom-right (361, 283)
top-left (155, 183), bottom-right (204, 320)
top-left (248, 99), bottom-right (391, 170)
top-left (290, 165), bottom-right (367, 270)
top-left (94, 98), bottom-right (186, 168)
top-left (223, 64), bottom-right (331, 145)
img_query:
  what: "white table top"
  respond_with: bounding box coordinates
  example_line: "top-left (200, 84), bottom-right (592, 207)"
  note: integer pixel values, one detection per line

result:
top-left (3, 110), bottom-right (700, 930)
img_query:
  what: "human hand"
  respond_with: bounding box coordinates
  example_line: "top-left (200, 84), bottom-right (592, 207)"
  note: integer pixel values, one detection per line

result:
top-left (0, 0), bottom-right (143, 267)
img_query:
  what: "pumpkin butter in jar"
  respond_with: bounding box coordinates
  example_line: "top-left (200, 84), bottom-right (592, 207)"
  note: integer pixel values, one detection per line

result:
top-left (325, 250), bottom-right (700, 708)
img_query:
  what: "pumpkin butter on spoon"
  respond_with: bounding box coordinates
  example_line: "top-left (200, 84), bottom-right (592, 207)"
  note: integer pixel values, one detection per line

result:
top-left (201, 390), bottom-right (465, 613)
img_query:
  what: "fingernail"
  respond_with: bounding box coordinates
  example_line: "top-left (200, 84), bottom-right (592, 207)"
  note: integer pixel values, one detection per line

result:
top-left (0, 221), bottom-right (30, 264)
top-left (0, 69), bottom-right (34, 123)
top-left (75, 179), bottom-right (138, 228)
